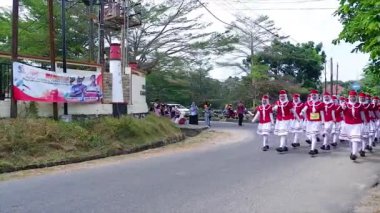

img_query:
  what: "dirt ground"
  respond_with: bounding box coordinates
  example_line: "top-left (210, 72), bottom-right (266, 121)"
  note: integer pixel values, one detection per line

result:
top-left (355, 184), bottom-right (380, 213)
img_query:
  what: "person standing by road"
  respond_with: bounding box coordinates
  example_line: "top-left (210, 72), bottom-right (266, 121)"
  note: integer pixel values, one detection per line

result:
top-left (204, 103), bottom-right (211, 127)
top-left (189, 102), bottom-right (199, 125)
top-left (237, 101), bottom-right (246, 126)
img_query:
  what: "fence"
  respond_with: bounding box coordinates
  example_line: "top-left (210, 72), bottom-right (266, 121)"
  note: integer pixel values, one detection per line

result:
top-left (0, 63), bottom-right (11, 100)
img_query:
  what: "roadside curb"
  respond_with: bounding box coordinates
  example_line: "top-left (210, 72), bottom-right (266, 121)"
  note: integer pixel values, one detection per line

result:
top-left (0, 134), bottom-right (186, 174)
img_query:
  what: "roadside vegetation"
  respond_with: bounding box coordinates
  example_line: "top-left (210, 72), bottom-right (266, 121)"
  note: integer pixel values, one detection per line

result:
top-left (0, 115), bottom-right (180, 173)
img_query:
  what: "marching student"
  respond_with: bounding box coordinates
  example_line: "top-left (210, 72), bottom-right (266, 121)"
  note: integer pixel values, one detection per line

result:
top-left (332, 95), bottom-right (344, 146)
top-left (302, 90), bottom-right (325, 156)
top-left (364, 94), bottom-right (376, 151)
top-left (273, 90), bottom-right (300, 153)
top-left (358, 93), bottom-right (370, 156)
top-left (339, 96), bottom-right (348, 142)
top-left (341, 90), bottom-right (367, 161)
top-left (291, 93), bottom-right (304, 147)
top-left (252, 95), bottom-right (274, 151)
top-left (321, 92), bottom-right (335, 150)
top-left (372, 96), bottom-right (380, 144)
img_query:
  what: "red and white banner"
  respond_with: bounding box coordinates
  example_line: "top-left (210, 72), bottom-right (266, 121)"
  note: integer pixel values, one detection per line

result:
top-left (13, 62), bottom-right (103, 103)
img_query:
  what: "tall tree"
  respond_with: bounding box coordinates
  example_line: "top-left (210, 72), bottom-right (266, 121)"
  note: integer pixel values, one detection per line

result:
top-left (257, 40), bottom-right (326, 88)
top-left (217, 15), bottom-right (282, 73)
top-left (0, 0), bottom-right (95, 60)
top-left (125, 0), bottom-right (237, 73)
top-left (334, 0), bottom-right (380, 75)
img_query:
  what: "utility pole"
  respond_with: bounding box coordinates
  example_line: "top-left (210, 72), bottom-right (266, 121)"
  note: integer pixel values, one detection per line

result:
top-left (330, 57), bottom-right (333, 95)
top-left (10, 0), bottom-right (19, 118)
top-left (98, 0), bottom-right (105, 67)
top-left (88, 0), bottom-right (95, 62)
top-left (61, 0), bottom-right (68, 116)
top-left (250, 32), bottom-right (255, 108)
top-left (48, 0), bottom-right (59, 120)
top-left (324, 62), bottom-right (327, 93)
top-left (336, 63), bottom-right (339, 95)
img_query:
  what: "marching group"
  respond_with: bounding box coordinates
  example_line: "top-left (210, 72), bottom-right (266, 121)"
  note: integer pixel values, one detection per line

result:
top-left (252, 89), bottom-right (380, 161)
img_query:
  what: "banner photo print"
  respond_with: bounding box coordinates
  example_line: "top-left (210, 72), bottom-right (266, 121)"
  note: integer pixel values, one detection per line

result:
top-left (13, 62), bottom-right (103, 103)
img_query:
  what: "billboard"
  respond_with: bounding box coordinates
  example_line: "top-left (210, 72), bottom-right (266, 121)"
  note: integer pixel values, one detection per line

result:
top-left (13, 62), bottom-right (102, 103)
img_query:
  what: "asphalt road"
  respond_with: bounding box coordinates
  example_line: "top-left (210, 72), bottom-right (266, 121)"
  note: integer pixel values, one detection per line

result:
top-left (1, 122), bottom-right (380, 213)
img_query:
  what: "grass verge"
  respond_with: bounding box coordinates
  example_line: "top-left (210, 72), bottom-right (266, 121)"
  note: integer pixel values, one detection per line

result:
top-left (0, 115), bottom-right (181, 173)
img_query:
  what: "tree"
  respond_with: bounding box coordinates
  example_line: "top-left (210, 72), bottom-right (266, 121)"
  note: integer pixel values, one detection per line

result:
top-left (361, 68), bottom-right (380, 96)
top-left (126, 0), bottom-right (237, 73)
top-left (217, 15), bottom-right (282, 73)
top-left (334, 0), bottom-right (380, 74)
top-left (0, 0), bottom-right (95, 61)
top-left (256, 40), bottom-right (326, 88)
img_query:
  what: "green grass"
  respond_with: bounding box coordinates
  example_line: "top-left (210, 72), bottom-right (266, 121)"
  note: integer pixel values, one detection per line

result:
top-left (0, 115), bottom-right (181, 173)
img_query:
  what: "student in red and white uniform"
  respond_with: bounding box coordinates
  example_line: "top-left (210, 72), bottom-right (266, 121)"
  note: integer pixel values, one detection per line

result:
top-left (365, 94), bottom-right (376, 151)
top-left (332, 95), bottom-right (344, 146)
top-left (321, 92), bottom-right (335, 150)
top-left (273, 90), bottom-right (299, 152)
top-left (339, 96), bottom-right (348, 142)
top-left (341, 90), bottom-right (367, 161)
top-left (301, 90), bottom-right (325, 156)
top-left (358, 92), bottom-right (370, 156)
top-left (252, 95), bottom-right (274, 151)
top-left (372, 96), bottom-right (380, 144)
top-left (290, 93), bottom-right (304, 147)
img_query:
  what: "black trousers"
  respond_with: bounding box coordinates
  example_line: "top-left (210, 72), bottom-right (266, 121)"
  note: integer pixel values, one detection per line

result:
top-left (238, 113), bottom-right (244, 126)
top-left (189, 115), bottom-right (198, 125)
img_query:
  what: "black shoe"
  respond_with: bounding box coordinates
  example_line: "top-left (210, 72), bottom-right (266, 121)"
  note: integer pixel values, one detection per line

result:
top-left (309, 150), bottom-right (316, 155)
top-left (283, 146), bottom-right (289, 152)
top-left (306, 140), bottom-right (311, 145)
top-left (340, 140), bottom-right (345, 143)
top-left (276, 147), bottom-right (284, 153)
top-left (373, 142), bottom-right (376, 147)
top-left (322, 134), bottom-right (326, 137)
top-left (325, 145), bottom-right (331, 150)
top-left (314, 149), bottom-right (319, 154)
top-left (317, 137), bottom-right (321, 142)
top-left (320, 145), bottom-right (326, 150)
top-left (331, 142), bottom-right (338, 147)
top-left (291, 143), bottom-right (300, 148)
top-left (262, 145), bottom-right (269, 151)
top-left (350, 154), bottom-right (357, 161)
top-left (375, 138), bottom-right (378, 142)
top-left (365, 145), bottom-right (371, 150)
top-left (360, 150), bottom-right (366, 157)
top-left (368, 146), bottom-right (373, 151)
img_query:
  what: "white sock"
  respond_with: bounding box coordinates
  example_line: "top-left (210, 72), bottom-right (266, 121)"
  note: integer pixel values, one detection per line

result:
top-left (263, 135), bottom-right (268, 147)
top-left (294, 133), bottom-right (299, 144)
top-left (333, 133), bottom-right (337, 143)
top-left (369, 136), bottom-right (373, 147)
top-left (323, 133), bottom-right (328, 146)
top-left (362, 140), bottom-right (366, 151)
top-left (311, 135), bottom-right (317, 150)
top-left (280, 136), bottom-right (286, 147)
top-left (352, 142), bottom-right (358, 155)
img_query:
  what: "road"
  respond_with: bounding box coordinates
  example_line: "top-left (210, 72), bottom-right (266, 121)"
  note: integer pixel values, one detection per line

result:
top-left (1, 122), bottom-right (380, 213)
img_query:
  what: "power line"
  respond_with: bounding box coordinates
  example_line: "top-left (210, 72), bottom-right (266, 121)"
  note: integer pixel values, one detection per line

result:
top-left (196, 0), bottom-right (324, 63)
top-left (233, 0), bottom-right (328, 3)
top-left (230, 7), bottom-right (336, 11)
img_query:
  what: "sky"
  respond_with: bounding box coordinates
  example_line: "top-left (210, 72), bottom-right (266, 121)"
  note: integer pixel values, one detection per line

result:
top-left (0, 0), bottom-right (370, 82)
top-left (203, 0), bottom-right (369, 82)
